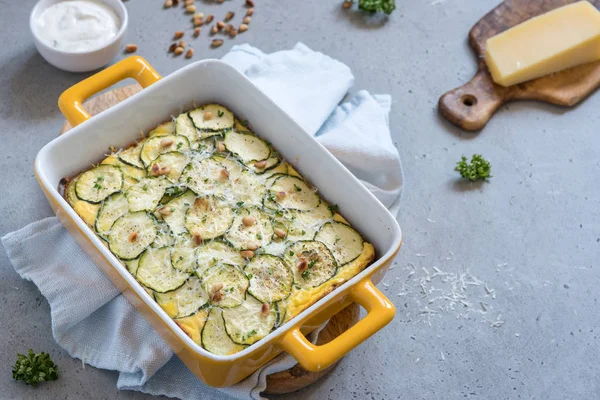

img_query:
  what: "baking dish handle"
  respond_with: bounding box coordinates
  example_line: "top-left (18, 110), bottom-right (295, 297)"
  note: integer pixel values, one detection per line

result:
top-left (279, 278), bottom-right (395, 372)
top-left (58, 56), bottom-right (162, 128)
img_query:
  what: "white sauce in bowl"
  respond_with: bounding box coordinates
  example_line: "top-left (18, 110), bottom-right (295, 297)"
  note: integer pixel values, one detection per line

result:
top-left (34, 0), bottom-right (120, 53)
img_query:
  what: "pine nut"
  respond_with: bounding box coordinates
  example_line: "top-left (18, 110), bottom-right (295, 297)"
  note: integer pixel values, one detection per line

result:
top-left (243, 16), bottom-right (251, 24)
top-left (194, 28), bottom-right (201, 37)
top-left (274, 228), bottom-right (287, 238)
top-left (275, 191), bottom-right (286, 200)
top-left (174, 46), bottom-right (185, 55)
top-left (261, 303), bottom-right (270, 316)
top-left (206, 14), bottom-right (214, 23)
top-left (225, 11), bottom-right (235, 21)
top-left (242, 216), bottom-right (256, 226)
top-left (246, 0), bottom-right (254, 6)
top-left (186, 48), bottom-right (194, 58)
top-left (168, 43), bottom-right (178, 53)
top-left (343, 1), bottom-right (352, 9)
top-left (297, 260), bottom-right (308, 271)
top-left (174, 31), bottom-right (184, 39)
top-left (124, 44), bottom-right (138, 53)
top-left (240, 250), bottom-right (255, 258)
top-left (211, 39), bottom-right (224, 48)
top-left (160, 138), bottom-right (174, 147)
top-left (158, 207), bottom-right (171, 216)
top-left (217, 142), bottom-right (226, 152)
top-left (247, 243), bottom-right (259, 251)
top-left (185, 4), bottom-right (196, 13)
top-left (164, 0), bottom-right (173, 8)
top-left (254, 159), bottom-right (267, 169)
top-left (179, 40), bottom-right (186, 48)
top-left (204, 111), bottom-right (213, 120)
top-left (216, 21), bottom-right (225, 30)
top-left (246, 8), bottom-right (254, 16)
top-left (239, 24), bottom-right (248, 32)
top-left (128, 232), bottom-right (139, 242)
top-left (220, 168), bottom-right (229, 179)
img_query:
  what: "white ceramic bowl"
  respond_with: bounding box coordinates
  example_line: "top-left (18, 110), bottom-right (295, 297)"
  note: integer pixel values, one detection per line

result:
top-left (29, 0), bottom-right (128, 73)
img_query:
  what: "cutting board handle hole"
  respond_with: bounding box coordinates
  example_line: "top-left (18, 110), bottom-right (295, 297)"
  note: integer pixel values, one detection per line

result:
top-left (461, 94), bottom-right (477, 107)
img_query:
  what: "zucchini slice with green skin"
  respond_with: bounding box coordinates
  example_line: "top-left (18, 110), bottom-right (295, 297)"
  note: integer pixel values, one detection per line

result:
top-left (201, 307), bottom-right (247, 355)
top-left (283, 241), bottom-right (337, 289)
top-left (108, 212), bottom-right (157, 260)
top-left (118, 142), bottom-right (144, 169)
top-left (155, 276), bottom-right (209, 318)
top-left (175, 308), bottom-right (209, 345)
top-left (274, 299), bottom-right (287, 328)
top-left (314, 221), bottom-right (364, 265)
top-left (285, 202), bottom-right (334, 242)
top-left (148, 120), bottom-right (176, 137)
top-left (223, 130), bottom-right (270, 164)
top-left (184, 196), bottom-right (234, 241)
top-left (161, 190), bottom-right (196, 235)
top-left (140, 135), bottom-right (190, 167)
top-left (152, 222), bottom-right (175, 248)
top-left (222, 294), bottom-right (277, 345)
top-left (124, 257), bottom-right (140, 276)
top-left (136, 247), bottom-right (190, 293)
top-left (231, 170), bottom-right (267, 207)
top-left (126, 177), bottom-right (168, 212)
top-left (189, 104), bottom-right (234, 134)
top-left (265, 175), bottom-right (319, 211)
top-left (245, 255), bottom-right (293, 303)
top-left (202, 264), bottom-right (249, 308)
top-left (147, 151), bottom-right (188, 183)
top-left (175, 113), bottom-right (199, 147)
top-left (75, 165), bottom-right (123, 204)
top-left (66, 177), bottom-right (100, 227)
top-left (101, 155), bottom-right (146, 181)
top-left (247, 149), bottom-right (280, 174)
top-left (196, 241), bottom-right (246, 278)
top-left (225, 207), bottom-right (274, 250)
top-left (170, 236), bottom-right (197, 273)
top-left (179, 157), bottom-right (228, 197)
top-left (95, 192), bottom-right (129, 237)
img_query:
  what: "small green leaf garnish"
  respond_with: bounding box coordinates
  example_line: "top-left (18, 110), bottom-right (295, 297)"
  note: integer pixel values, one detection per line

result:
top-left (12, 350), bottom-right (58, 387)
top-left (236, 201), bottom-right (244, 207)
top-left (328, 204), bottom-right (339, 213)
top-left (455, 154), bottom-right (492, 182)
top-left (217, 110), bottom-right (224, 118)
top-left (293, 184), bottom-right (302, 192)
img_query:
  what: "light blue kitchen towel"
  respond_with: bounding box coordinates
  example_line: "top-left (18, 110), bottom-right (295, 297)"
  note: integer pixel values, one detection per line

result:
top-left (1, 43), bottom-right (403, 400)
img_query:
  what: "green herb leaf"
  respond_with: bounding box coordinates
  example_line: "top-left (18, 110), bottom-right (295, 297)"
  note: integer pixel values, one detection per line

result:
top-left (12, 350), bottom-right (58, 387)
top-left (455, 154), bottom-right (492, 182)
top-left (217, 110), bottom-right (224, 118)
top-left (236, 201), bottom-right (244, 207)
top-left (328, 204), bottom-right (339, 213)
top-left (357, 0), bottom-right (396, 15)
top-left (293, 184), bottom-right (302, 192)
top-left (301, 270), bottom-right (311, 280)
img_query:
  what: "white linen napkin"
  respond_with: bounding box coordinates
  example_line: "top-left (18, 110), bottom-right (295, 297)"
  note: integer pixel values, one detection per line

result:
top-left (1, 43), bottom-right (403, 400)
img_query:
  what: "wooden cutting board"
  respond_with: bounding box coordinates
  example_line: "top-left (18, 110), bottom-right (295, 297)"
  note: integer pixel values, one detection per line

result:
top-left (60, 84), bottom-right (360, 394)
top-left (438, 0), bottom-right (600, 131)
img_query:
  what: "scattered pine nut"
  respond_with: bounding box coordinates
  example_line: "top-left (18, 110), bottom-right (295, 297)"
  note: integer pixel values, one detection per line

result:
top-left (174, 46), bottom-right (185, 55)
top-left (194, 28), bottom-right (201, 37)
top-left (216, 21), bottom-right (225, 30)
top-left (124, 44), bottom-right (138, 53)
top-left (246, 8), bottom-right (254, 16)
top-left (211, 283), bottom-right (224, 293)
top-left (239, 23), bottom-right (248, 33)
top-left (160, 138), bottom-right (174, 147)
top-left (297, 260), bottom-right (308, 271)
top-left (193, 12), bottom-right (204, 18)
top-left (275, 191), bottom-right (286, 200)
top-left (343, 1), bottom-right (352, 9)
top-left (220, 168), bottom-right (230, 179)
top-left (183, 0), bottom-right (194, 5)
top-left (193, 233), bottom-right (202, 246)
top-left (172, 0), bottom-right (179, 5)
top-left (242, 216), bottom-right (256, 226)
top-left (211, 291), bottom-right (224, 302)
top-left (185, 4), bottom-right (196, 13)
top-left (164, 0), bottom-right (173, 8)
top-left (186, 48), bottom-right (194, 58)
top-left (128, 232), bottom-right (139, 243)
top-left (254, 159), bottom-right (267, 169)
top-left (168, 43), bottom-right (178, 53)
top-left (261, 303), bottom-right (270, 317)
top-left (225, 11), bottom-right (235, 21)
top-left (159, 166), bottom-right (171, 175)
top-left (247, 243), bottom-right (259, 251)
top-left (179, 40), bottom-right (186, 48)
top-left (240, 250), bottom-right (255, 259)
top-left (216, 141), bottom-right (226, 152)
top-left (243, 16), bottom-right (251, 24)
top-left (224, 24), bottom-right (234, 33)
top-left (210, 25), bottom-right (218, 35)
top-left (274, 228), bottom-right (287, 238)
top-left (217, 0), bottom-right (224, 3)
top-left (204, 111), bottom-right (213, 120)
top-left (211, 39), bottom-right (224, 48)
top-left (194, 17), bottom-right (203, 26)
top-left (206, 14), bottom-right (214, 23)
top-left (246, 0), bottom-right (254, 6)
top-left (158, 207), bottom-right (172, 216)
top-left (174, 30), bottom-right (184, 39)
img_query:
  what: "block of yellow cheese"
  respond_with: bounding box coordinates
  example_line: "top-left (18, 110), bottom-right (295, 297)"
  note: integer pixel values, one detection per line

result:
top-left (485, 1), bottom-right (600, 87)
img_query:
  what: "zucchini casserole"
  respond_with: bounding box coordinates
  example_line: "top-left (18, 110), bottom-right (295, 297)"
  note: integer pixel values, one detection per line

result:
top-left (63, 104), bottom-right (375, 355)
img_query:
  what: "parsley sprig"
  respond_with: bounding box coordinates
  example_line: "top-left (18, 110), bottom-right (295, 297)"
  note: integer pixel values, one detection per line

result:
top-left (12, 350), bottom-right (58, 387)
top-left (455, 154), bottom-right (492, 182)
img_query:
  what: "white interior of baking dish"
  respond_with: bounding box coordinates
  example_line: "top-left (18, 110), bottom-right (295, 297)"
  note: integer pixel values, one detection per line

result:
top-left (35, 59), bottom-right (402, 360)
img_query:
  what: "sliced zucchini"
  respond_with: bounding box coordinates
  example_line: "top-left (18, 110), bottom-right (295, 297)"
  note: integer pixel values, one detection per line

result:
top-left (161, 190), bottom-right (196, 235)
top-left (315, 221), bottom-right (364, 265)
top-left (245, 255), bottom-right (292, 303)
top-left (147, 151), bottom-right (188, 183)
top-left (95, 192), bottom-right (129, 237)
top-left (274, 299), bottom-right (287, 328)
top-left (170, 236), bottom-right (197, 273)
top-left (196, 138), bottom-right (216, 154)
top-left (184, 196), bottom-right (234, 240)
top-left (66, 177), bottom-right (100, 227)
top-left (283, 241), bottom-right (337, 289)
top-left (152, 222), bottom-right (175, 248)
top-left (175, 308), bottom-right (209, 345)
top-left (148, 120), bottom-right (176, 137)
top-left (247, 149), bottom-right (280, 174)
top-left (222, 295), bottom-right (277, 345)
top-left (201, 307), bottom-right (247, 355)
top-left (202, 264), bottom-right (249, 308)
top-left (126, 177), bottom-right (168, 212)
top-left (140, 135), bottom-right (190, 167)
top-left (196, 241), bottom-right (245, 278)
top-left (285, 202), bottom-right (333, 241)
top-left (179, 157), bottom-right (228, 196)
top-left (155, 276), bottom-right (209, 318)
top-left (231, 170), bottom-right (267, 207)
top-left (118, 142), bottom-right (144, 169)
top-left (262, 162), bottom-right (288, 179)
top-left (234, 117), bottom-right (251, 132)
top-left (223, 130), bottom-right (270, 164)
top-left (225, 208), bottom-right (273, 250)
top-left (175, 113), bottom-right (199, 147)
top-left (75, 165), bottom-right (123, 204)
top-left (108, 212), bottom-right (157, 260)
top-left (265, 175), bottom-right (319, 211)
top-left (259, 241), bottom-right (289, 257)
top-left (189, 104), bottom-right (234, 134)
top-left (136, 247), bottom-right (190, 293)
top-left (124, 257), bottom-right (140, 276)
top-left (101, 155), bottom-right (146, 181)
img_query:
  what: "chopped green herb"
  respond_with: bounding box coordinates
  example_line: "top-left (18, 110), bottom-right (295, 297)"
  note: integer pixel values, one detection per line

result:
top-left (455, 154), bottom-right (492, 182)
top-left (289, 251), bottom-right (294, 256)
top-left (204, 178), bottom-right (210, 183)
top-left (356, 0), bottom-right (396, 15)
top-left (241, 119), bottom-right (249, 127)
top-left (328, 204), bottom-right (339, 213)
top-left (236, 201), bottom-right (244, 207)
top-left (246, 273), bottom-right (253, 279)
top-left (256, 233), bottom-right (263, 240)
top-left (142, 184), bottom-right (148, 191)
top-left (217, 110), bottom-right (225, 118)
top-left (301, 230), bottom-right (306, 235)
top-left (293, 184), bottom-right (302, 192)
top-left (308, 259), bottom-right (318, 269)
top-left (301, 270), bottom-right (310, 280)
top-left (186, 176), bottom-right (192, 183)
top-left (202, 216), bottom-right (207, 223)
top-left (93, 176), bottom-right (104, 191)
top-left (294, 284), bottom-right (302, 290)
top-left (12, 350), bottom-right (58, 387)
top-left (176, 142), bottom-right (183, 150)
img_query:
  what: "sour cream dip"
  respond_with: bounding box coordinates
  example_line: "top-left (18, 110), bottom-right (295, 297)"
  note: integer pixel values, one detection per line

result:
top-left (34, 0), bottom-right (120, 53)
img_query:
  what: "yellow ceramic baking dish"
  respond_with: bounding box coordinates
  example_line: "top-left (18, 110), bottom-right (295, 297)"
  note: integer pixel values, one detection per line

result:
top-left (35, 56), bottom-right (402, 387)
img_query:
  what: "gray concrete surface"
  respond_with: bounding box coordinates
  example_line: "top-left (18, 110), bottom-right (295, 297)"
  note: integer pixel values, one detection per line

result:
top-left (1, 0), bottom-right (599, 399)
